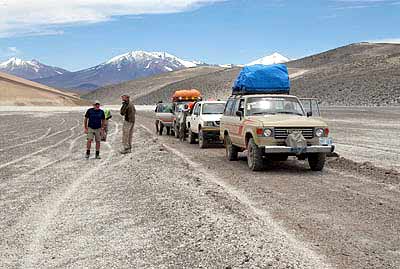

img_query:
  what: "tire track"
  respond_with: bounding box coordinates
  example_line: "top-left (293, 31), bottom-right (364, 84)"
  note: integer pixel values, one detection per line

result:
top-left (0, 120), bottom-right (80, 171)
top-left (22, 121), bottom-right (120, 268)
top-left (0, 127), bottom-right (52, 152)
top-left (140, 124), bottom-right (332, 269)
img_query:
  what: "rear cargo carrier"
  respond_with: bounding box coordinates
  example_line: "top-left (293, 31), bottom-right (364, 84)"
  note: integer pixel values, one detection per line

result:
top-left (232, 64), bottom-right (290, 95)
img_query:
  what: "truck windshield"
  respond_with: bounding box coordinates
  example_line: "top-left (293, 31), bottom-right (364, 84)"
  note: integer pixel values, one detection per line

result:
top-left (158, 104), bottom-right (173, 113)
top-left (246, 97), bottom-right (305, 116)
top-left (202, 103), bottom-right (225, 114)
top-left (175, 102), bottom-right (190, 112)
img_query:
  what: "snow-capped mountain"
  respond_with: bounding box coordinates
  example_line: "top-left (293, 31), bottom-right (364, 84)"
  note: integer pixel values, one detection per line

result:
top-left (247, 52), bottom-right (290, 66)
top-left (0, 57), bottom-right (69, 80)
top-left (36, 51), bottom-right (201, 92)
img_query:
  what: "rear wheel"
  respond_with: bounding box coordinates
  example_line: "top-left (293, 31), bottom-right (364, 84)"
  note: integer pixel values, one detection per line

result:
top-left (199, 129), bottom-right (207, 148)
top-left (247, 138), bottom-right (264, 171)
top-left (308, 153), bottom-right (326, 171)
top-left (224, 134), bottom-right (238, 161)
top-left (188, 129), bottom-right (196, 144)
top-left (174, 122), bottom-right (179, 138)
top-left (159, 123), bottom-right (164, 135)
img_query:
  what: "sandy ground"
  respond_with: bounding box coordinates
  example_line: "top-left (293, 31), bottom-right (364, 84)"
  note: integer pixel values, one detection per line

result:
top-left (0, 107), bottom-right (399, 268)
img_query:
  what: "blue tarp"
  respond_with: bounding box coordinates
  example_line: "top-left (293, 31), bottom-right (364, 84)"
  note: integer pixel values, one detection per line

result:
top-left (232, 64), bottom-right (290, 94)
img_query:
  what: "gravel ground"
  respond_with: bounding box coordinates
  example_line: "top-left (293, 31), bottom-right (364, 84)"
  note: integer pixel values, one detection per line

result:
top-left (1, 107), bottom-right (399, 268)
top-left (0, 110), bottom-right (329, 268)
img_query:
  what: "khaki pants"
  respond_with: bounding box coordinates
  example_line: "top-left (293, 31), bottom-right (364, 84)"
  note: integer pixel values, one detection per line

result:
top-left (122, 120), bottom-right (135, 149)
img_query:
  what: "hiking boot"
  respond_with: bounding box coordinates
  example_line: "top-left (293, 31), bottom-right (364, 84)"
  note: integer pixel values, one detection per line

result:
top-left (85, 154), bottom-right (90, 159)
top-left (95, 155), bottom-right (101, 159)
top-left (119, 148), bottom-right (131, 154)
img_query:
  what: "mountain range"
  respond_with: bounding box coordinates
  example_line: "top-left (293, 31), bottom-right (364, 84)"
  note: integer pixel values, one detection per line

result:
top-left (0, 57), bottom-right (69, 80)
top-left (0, 52), bottom-right (290, 93)
top-left (34, 51), bottom-right (202, 92)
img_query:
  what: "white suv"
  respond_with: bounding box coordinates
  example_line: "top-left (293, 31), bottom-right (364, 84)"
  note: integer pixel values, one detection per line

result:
top-left (186, 100), bottom-right (226, 148)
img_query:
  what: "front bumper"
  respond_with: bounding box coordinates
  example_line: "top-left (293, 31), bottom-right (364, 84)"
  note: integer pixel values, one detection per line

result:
top-left (264, 145), bottom-right (335, 154)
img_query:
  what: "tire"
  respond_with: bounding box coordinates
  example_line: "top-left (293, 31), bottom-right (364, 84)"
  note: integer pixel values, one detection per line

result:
top-left (199, 129), bottom-right (207, 149)
top-left (188, 129), bottom-right (196, 144)
top-left (247, 138), bottom-right (264, 171)
top-left (174, 122), bottom-right (179, 138)
top-left (224, 134), bottom-right (238, 161)
top-left (159, 123), bottom-right (164, 135)
top-left (308, 153), bottom-right (326, 171)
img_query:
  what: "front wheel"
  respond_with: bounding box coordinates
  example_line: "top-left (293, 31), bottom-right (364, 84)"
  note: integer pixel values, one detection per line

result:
top-left (308, 153), bottom-right (326, 171)
top-left (199, 129), bottom-right (207, 148)
top-left (247, 138), bottom-right (264, 171)
top-left (188, 129), bottom-right (196, 144)
top-left (224, 134), bottom-right (238, 161)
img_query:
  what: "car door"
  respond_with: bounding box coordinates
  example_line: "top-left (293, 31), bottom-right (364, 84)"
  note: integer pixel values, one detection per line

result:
top-left (220, 98), bottom-right (235, 139)
top-left (230, 98), bottom-right (245, 146)
top-left (191, 103), bottom-right (201, 133)
top-left (300, 98), bottom-right (321, 117)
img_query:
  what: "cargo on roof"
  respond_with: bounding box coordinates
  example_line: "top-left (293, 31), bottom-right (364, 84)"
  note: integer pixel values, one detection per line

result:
top-left (232, 64), bottom-right (290, 95)
top-left (172, 89), bottom-right (202, 102)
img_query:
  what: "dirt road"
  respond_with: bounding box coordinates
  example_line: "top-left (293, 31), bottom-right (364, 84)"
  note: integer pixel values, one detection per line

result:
top-left (0, 108), bottom-right (399, 268)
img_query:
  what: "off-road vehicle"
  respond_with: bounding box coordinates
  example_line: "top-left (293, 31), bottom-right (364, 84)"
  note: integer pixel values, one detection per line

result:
top-left (220, 94), bottom-right (334, 171)
top-left (186, 100), bottom-right (226, 148)
top-left (155, 102), bottom-right (174, 135)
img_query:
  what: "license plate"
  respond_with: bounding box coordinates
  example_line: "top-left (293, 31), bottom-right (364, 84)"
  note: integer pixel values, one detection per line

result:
top-left (319, 137), bottom-right (333, 146)
top-left (290, 147), bottom-right (306, 153)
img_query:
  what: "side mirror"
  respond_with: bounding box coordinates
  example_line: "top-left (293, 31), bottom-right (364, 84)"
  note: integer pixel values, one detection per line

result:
top-left (236, 111), bottom-right (243, 117)
top-left (307, 111), bottom-right (312, 117)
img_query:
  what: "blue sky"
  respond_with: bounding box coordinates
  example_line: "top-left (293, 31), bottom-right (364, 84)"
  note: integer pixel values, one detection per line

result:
top-left (0, 0), bottom-right (399, 71)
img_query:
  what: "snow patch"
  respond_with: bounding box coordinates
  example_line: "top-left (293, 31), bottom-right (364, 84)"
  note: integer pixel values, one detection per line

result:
top-left (247, 52), bottom-right (290, 66)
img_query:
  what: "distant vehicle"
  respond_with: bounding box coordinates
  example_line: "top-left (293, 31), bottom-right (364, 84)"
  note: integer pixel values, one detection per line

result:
top-left (186, 100), bottom-right (226, 148)
top-left (171, 89), bottom-right (202, 138)
top-left (155, 102), bottom-right (174, 135)
top-left (220, 94), bottom-right (334, 171)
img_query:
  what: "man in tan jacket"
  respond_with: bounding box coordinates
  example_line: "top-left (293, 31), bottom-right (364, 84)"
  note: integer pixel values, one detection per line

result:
top-left (120, 94), bottom-right (136, 154)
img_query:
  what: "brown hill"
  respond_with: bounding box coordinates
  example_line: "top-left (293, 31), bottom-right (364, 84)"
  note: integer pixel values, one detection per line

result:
top-left (83, 66), bottom-right (224, 104)
top-left (0, 71), bottom-right (88, 106)
top-left (287, 42), bottom-right (400, 105)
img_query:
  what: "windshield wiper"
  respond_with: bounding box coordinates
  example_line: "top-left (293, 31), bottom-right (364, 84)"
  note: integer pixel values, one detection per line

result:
top-left (251, 112), bottom-right (275, 115)
top-left (276, 112), bottom-right (303, 116)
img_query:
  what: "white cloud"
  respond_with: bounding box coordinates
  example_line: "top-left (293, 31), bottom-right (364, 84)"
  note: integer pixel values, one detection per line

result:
top-left (0, 46), bottom-right (21, 57)
top-left (0, 0), bottom-right (223, 38)
top-left (369, 38), bottom-right (400, 44)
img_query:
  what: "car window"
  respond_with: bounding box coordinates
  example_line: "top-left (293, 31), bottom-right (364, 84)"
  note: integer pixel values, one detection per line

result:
top-left (224, 99), bottom-right (234, 116)
top-left (246, 97), bottom-right (305, 116)
top-left (311, 100), bottom-right (321, 117)
top-left (202, 103), bottom-right (225, 114)
top-left (193, 104), bottom-right (200, 115)
top-left (229, 99), bottom-right (238, 116)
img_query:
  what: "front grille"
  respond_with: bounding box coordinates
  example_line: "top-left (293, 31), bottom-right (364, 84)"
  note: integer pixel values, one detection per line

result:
top-left (274, 127), bottom-right (314, 139)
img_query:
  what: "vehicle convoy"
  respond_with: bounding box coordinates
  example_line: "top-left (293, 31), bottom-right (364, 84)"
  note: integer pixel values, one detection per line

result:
top-left (171, 89), bottom-right (202, 138)
top-left (220, 64), bottom-right (335, 171)
top-left (155, 102), bottom-right (174, 135)
top-left (186, 100), bottom-right (226, 148)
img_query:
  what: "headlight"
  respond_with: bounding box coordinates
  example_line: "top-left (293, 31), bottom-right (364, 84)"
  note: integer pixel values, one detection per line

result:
top-left (203, 121), bottom-right (213, 127)
top-left (263, 128), bottom-right (273, 137)
top-left (315, 128), bottom-right (324, 137)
